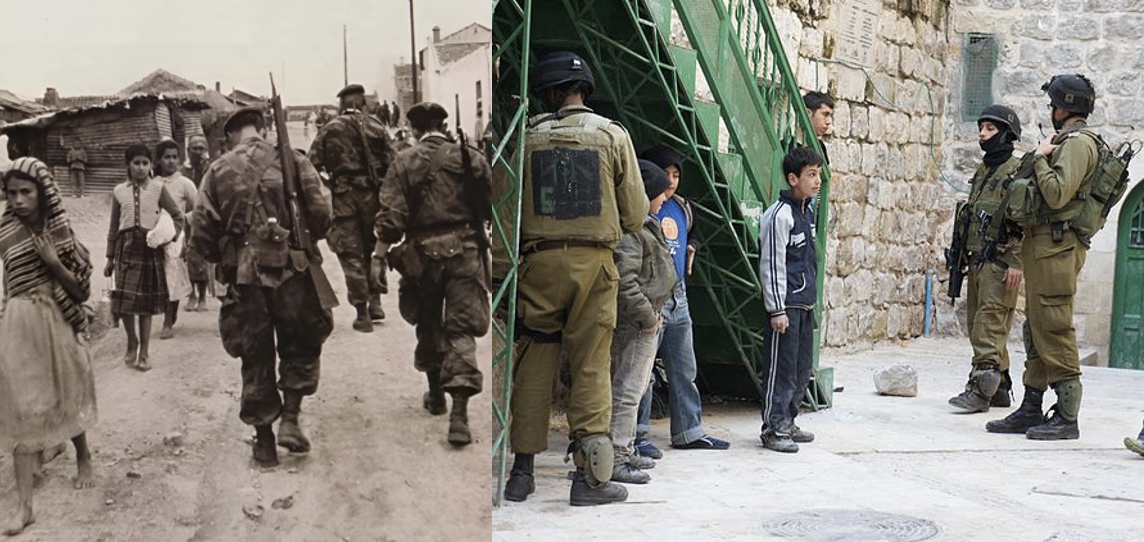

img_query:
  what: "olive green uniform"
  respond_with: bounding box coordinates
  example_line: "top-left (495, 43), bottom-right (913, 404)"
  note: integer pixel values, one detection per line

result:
top-left (964, 157), bottom-right (1022, 371)
top-left (308, 109), bottom-right (394, 306)
top-left (510, 105), bottom-right (648, 455)
top-left (1020, 120), bottom-right (1098, 390)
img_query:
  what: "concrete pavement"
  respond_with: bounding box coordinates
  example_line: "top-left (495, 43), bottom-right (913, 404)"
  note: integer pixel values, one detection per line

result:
top-left (492, 337), bottom-right (1144, 542)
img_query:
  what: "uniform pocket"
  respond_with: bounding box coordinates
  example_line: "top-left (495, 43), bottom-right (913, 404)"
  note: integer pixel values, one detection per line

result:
top-left (1033, 237), bottom-right (1079, 297)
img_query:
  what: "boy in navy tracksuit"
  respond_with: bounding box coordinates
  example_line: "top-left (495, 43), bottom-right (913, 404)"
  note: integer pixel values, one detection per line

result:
top-left (759, 146), bottom-right (823, 453)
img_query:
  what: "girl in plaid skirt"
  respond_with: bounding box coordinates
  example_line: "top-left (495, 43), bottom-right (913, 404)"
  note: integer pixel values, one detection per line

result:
top-left (104, 145), bottom-right (185, 371)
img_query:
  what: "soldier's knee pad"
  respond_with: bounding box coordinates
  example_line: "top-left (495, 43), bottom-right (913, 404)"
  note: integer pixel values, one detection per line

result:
top-left (970, 365), bottom-right (1002, 397)
top-left (572, 434), bottom-right (614, 487)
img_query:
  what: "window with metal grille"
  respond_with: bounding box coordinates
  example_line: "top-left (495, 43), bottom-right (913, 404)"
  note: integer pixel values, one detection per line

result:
top-left (962, 33), bottom-right (997, 122)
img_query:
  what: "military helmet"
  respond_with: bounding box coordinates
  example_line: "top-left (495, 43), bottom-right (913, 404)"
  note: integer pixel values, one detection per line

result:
top-left (1042, 74), bottom-right (1095, 115)
top-left (530, 51), bottom-right (595, 95)
top-left (977, 105), bottom-right (1022, 140)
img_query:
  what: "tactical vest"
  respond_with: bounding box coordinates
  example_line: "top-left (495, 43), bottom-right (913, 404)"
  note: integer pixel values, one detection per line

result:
top-left (1006, 129), bottom-right (1131, 246)
top-left (521, 110), bottom-right (626, 245)
top-left (965, 157), bottom-right (1020, 254)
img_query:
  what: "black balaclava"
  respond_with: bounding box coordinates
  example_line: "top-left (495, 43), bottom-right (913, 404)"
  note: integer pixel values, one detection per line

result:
top-left (979, 128), bottom-right (1014, 168)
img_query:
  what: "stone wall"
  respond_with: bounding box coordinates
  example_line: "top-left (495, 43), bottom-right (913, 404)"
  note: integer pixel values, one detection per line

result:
top-left (772, 0), bottom-right (959, 349)
top-left (942, 0), bottom-right (1144, 365)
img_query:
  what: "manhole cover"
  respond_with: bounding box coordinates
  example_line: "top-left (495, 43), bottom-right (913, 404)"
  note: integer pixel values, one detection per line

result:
top-left (762, 509), bottom-right (941, 542)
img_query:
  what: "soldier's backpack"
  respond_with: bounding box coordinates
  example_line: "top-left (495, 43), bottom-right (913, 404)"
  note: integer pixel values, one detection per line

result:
top-left (1005, 130), bottom-right (1137, 247)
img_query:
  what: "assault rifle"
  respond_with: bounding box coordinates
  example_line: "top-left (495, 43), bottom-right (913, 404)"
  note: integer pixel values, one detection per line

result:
top-left (269, 73), bottom-right (339, 309)
top-left (944, 200), bottom-right (970, 305)
top-left (455, 94), bottom-right (491, 250)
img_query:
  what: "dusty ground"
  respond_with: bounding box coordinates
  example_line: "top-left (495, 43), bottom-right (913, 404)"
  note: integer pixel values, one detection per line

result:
top-left (494, 338), bottom-right (1144, 542)
top-left (0, 124), bottom-right (491, 541)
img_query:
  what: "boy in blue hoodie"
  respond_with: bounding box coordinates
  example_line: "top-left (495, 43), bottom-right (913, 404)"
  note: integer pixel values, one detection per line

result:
top-left (759, 146), bottom-right (822, 453)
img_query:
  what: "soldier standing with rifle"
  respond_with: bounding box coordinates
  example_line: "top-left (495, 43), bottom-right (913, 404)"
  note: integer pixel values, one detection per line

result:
top-left (189, 93), bottom-right (338, 467)
top-left (374, 101), bottom-right (491, 446)
top-left (945, 106), bottom-right (1024, 414)
top-left (308, 84), bottom-right (394, 332)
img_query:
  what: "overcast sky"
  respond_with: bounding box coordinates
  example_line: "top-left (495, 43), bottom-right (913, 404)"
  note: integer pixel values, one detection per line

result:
top-left (0, 0), bottom-right (488, 105)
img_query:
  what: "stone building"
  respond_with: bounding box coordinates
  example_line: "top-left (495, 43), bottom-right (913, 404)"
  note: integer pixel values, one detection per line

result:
top-left (419, 23), bottom-right (492, 137)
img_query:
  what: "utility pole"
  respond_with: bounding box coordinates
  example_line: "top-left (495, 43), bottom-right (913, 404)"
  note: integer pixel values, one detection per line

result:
top-left (409, 0), bottom-right (418, 104)
top-left (343, 24), bottom-right (349, 86)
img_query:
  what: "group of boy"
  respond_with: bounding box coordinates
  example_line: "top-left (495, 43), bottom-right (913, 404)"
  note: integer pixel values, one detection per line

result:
top-left (500, 51), bottom-right (832, 507)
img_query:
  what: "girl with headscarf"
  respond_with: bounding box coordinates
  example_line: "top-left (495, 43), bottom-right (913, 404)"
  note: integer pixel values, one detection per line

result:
top-left (105, 144), bottom-right (185, 372)
top-left (0, 157), bottom-right (98, 536)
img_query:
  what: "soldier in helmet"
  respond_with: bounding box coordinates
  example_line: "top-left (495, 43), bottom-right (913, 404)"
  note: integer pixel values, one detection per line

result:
top-left (189, 106), bottom-right (335, 466)
top-left (947, 105), bottom-right (1024, 413)
top-left (501, 51), bottom-right (647, 506)
top-left (987, 74), bottom-right (1101, 440)
top-left (308, 84), bottom-right (394, 332)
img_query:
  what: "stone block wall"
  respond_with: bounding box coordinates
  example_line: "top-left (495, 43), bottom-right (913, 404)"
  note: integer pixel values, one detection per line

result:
top-left (772, 0), bottom-right (959, 349)
top-left (943, 0), bottom-right (1144, 365)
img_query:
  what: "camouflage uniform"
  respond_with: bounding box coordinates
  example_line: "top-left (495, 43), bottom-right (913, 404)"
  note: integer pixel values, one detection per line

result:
top-left (308, 108), bottom-right (394, 307)
top-left (376, 133), bottom-right (491, 397)
top-left (189, 135), bottom-right (334, 427)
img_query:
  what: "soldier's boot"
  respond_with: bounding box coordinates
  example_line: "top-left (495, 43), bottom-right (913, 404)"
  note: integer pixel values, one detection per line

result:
top-left (368, 295), bottom-right (385, 321)
top-left (986, 387), bottom-right (1046, 433)
top-left (569, 469), bottom-right (628, 506)
top-left (503, 453), bottom-right (535, 502)
top-left (423, 372), bottom-right (448, 415)
top-left (949, 365), bottom-right (1002, 413)
top-left (991, 370), bottom-right (1014, 408)
top-left (253, 425), bottom-right (278, 467)
top-left (277, 392), bottom-right (312, 453)
top-left (352, 304), bottom-right (373, 333)
top-left (1027, 379), bottom-right (1081, 441)
top-left (447, 393), bottom-right (471, 446)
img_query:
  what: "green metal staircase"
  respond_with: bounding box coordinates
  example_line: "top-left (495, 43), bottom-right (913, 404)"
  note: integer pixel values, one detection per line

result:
top-left (491, 0), bottom-right (832, 504)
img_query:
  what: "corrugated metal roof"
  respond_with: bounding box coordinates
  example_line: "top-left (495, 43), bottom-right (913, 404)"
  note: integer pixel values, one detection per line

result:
top-left (0, 89), bottom-right (48, 115)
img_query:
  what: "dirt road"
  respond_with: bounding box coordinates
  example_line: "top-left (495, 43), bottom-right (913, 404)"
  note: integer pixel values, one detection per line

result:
top-left (0, 167), bottom-right (491, 540)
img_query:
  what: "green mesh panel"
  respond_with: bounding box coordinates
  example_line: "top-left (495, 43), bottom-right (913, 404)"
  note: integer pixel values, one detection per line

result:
top-left (962, 33), bottom-right (997, 122)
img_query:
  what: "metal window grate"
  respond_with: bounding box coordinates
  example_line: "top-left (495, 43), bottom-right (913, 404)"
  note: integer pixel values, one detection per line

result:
top-left (962, 33), bottom-right (997, 122)
top-left (1131, 200), bottom-right (1144, 247)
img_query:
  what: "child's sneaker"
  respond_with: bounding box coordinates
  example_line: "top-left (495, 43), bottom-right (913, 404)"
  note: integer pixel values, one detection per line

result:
top-left (634, 437), bottom-right (663, 459)
top-left (790, 425), bottom-right (815, 443)
top-left (762, 433), bottom-right (799, 453)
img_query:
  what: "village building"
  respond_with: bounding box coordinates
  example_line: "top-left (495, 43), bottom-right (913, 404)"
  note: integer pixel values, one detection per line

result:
top-left (0, 69), bottom-right (237, 194)
top-left (419, 23), bottom-right (492, 137)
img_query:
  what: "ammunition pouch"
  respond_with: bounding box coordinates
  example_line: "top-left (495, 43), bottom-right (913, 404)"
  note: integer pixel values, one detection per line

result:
top-left (570, 434), bottom-right (614, 488)
top-left (247, 222), bottom-right (292, 271)
top-left (388, 243), bottom-right (425, 282)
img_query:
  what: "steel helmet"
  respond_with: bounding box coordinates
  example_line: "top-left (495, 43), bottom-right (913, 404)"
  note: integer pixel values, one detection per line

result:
top-left (977, 104), bottom-right (1022, 140)
top-left (530, 51), bottom-right (595, 95)
top-left (1042, 74), bottom-right (1095, 115)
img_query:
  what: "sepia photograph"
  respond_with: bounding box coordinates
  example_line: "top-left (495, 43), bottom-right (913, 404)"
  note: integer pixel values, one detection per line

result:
top-left (1, 0), bottom-right (492, 540)
top-left (490, 0), bottom-right (1143, 540)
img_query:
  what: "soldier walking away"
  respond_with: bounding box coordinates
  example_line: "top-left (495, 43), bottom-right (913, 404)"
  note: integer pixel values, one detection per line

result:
top-left (986, 75), bottom-right (1103, 440)
top-left (66, 140), bottom-right (87, 198)
top-left (379, 101), bottom-right (391, 128)
top-left (1126, 420), bottom-right (1144, 457)
top-left (391, 101), bottom-right (401, 129)
top-left (502, 51), bottom-right (647, 506)
top-left (189, 106), bottom-right (336, 467)
top-left (375, 102), bottom-right (491, 446)
top-left (309, 84), bottom-right (394, 332)
top-left (947, 106), bottom-right (1024, 413)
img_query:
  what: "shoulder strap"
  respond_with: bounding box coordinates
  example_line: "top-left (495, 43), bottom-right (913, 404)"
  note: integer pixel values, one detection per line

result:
top-left (406, 143), bottom-right (455, 227)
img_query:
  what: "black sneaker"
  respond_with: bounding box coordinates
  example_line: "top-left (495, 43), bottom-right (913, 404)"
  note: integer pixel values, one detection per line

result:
top-left (671, 435), bottom-right (730, 450)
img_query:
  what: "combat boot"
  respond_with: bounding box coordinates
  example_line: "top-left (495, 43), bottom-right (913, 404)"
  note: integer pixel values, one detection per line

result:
top-left (253, 425), bottom-right (278, 467)
top-left (949, 365), bottom-right (1002, 413)
top-left (991, 370), bottom-right (1013, 408)
top-left (1027, 379), bottom-right (1081, 441)
top-left (503, 454), bottom-right (535, 502)
top-left (368, 295), bottom-right (385, 321)
top-left (352, 304), bottom-right (373, 333)
top-left (423, 372), bottom-right (447, 415)
top-left (611, 462), bottom-right (650, 484)
top-left (569, 469), bottom-right (628, 506)
top-left (447, 393), bottom-right (471, 446)
top-left (277, 392), bottom-right (311, 453)
top-left (986, 387), bottom-right (1046, 434)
